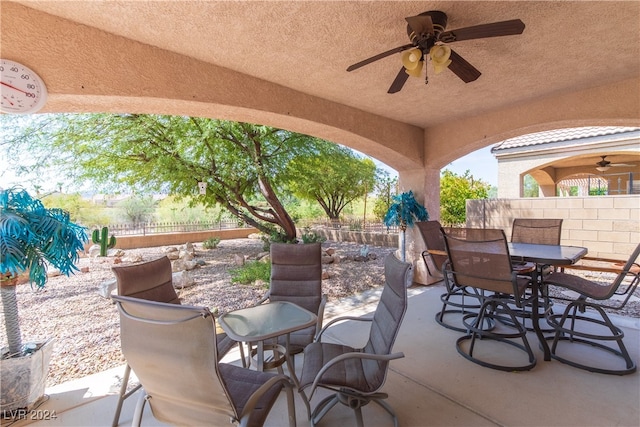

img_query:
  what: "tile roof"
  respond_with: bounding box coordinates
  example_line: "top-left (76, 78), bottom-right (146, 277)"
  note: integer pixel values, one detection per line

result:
top-left (492, 126), bottom-right (640, 152)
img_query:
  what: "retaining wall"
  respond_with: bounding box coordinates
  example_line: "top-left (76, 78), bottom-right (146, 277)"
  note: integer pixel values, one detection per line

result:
top-left (110, 228), bottom-right (259, 249)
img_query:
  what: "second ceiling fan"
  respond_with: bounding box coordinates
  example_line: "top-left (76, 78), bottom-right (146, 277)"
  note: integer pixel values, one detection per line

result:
top-left (347, 10), bottom-right (525, 93)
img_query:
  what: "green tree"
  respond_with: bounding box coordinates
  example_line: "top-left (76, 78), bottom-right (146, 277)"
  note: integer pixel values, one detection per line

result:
top-left (4, 114), bottom-right (322, 242)
top-left (523, 174), bottom-right (540, 197)
top-left (372, 171), bottom-right (398, 221)
top-left (117, 194), bottom-right (156, 223)
top-left (40, 192), bottom-right (111, 227)
top-left (440, 169), bottom-right (490, 226)
top-left (286, 141), bottom-right (377, 221)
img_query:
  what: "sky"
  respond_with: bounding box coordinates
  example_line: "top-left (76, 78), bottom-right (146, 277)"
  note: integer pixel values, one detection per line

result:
top-left (374, 145), bottom-right (498, 187)
top-left (443, 145), bottom-right (498, 187)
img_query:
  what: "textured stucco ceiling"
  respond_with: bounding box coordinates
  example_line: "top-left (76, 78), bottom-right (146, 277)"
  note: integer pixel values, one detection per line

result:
top-left (9, 0), bottom-right (640, 130)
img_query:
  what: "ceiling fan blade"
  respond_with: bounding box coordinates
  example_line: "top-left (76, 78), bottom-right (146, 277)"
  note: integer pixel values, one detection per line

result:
top-left (405, 14), bottom-right (434, 37)
top-left (438, 19), bottom-right (525, 43)
top-left (347, 43), bottom-right (415, 72)
top-left (387, 67), bottom-right (411, 94)
top-left (447, 49), bottom-right (481, 83)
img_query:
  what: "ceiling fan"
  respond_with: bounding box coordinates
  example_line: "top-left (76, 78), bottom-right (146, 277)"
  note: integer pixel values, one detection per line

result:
top-left (595, 156), bottom-right (637, 172)
top-left (347, 10), bottom-right (525, 94)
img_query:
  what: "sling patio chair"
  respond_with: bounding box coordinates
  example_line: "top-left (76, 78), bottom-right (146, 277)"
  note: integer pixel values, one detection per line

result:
top-left (244, 242), bottom-right (325, 373)
top-left (442, 228), bottom-right (537, 372)
top-left (510, 218), bottom-right (563, 331)
top-left (111, 295), bottom-right (296, 427)
top-left (543, 242), bottom-right (640, 375)
top-left (298, 253), bottom-right (412, 427)
top-left (416, 222), bottom-right (486, 332)
top-left (110, 256), bottom-right (237, 427)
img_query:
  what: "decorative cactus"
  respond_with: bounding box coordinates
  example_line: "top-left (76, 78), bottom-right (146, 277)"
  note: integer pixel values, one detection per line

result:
top-left (92, 226), bottom-right (117, 257)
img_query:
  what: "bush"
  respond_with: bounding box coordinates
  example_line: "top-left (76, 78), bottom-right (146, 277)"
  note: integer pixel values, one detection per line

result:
top-left (202, 237), bottom-right (221, 249)
top-left (300, 227), bottom-right (327, 243)
top-left (229, 261), bottom-right (271, 285)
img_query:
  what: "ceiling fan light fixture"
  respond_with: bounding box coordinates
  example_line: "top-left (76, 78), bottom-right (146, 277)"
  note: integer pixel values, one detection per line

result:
top-left (596, 166), bottom-right (611, 172)
top-left (430, 45), bottom-right (452, 74)
top-left (401, 48), bottom-right (423, 71)
top-left (404, 60), bottom-right (423, 77)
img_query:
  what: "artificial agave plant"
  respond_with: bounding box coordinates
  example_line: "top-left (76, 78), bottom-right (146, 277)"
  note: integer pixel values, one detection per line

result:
top-left (383, 190), bottom-right (429, 261)
top-left (1, 187), bottom-right (87, 358)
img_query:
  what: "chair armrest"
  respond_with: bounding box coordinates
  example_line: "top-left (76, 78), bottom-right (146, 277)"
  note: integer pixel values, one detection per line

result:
top-left (309, 351), bottom-right (404, 398)
top-left (239, 373), bottom-right (295, 424)
top-left (427, 249), bottom-right (447, 257)
top-left (561, 257), bottom-right (640, 274)
top-left (315, 315), bottom-right (373, 342)
top-left (256, 292), bottom-right (270, 305)
top-left (314, 294), bottom-right (328, 341)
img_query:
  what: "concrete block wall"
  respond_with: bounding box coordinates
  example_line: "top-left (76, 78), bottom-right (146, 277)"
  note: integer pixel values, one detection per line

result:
top-left (466, 195), bottom-right (639, 260)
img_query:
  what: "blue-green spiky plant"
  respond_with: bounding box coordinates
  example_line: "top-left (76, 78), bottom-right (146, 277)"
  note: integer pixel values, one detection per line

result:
top-left (383, 190), bottom-right (429, 261)
top-left (0, 187), bottom-right (88, 357)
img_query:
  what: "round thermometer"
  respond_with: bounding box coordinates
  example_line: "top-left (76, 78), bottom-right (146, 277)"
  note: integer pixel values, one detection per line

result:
top-left (1, 59), bottom-right (48, 114)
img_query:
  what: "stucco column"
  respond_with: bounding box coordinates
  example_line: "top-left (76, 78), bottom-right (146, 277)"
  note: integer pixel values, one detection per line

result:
top-left (397, 168), bottom-right (442, 286)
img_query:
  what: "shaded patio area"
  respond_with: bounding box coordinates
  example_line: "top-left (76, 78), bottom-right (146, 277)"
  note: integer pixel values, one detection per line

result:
top-left (10, 282), bottom-right (639, 427)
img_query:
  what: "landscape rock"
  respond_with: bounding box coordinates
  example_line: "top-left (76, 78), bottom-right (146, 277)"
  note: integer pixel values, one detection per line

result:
top-left (172, 270), bottom-right (195, 289)
top-left (97, 278), bottom-right (117, 298)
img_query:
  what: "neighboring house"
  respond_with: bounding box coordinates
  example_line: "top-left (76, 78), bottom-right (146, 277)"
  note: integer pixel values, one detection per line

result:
top-left (492, 127), bottom-right (640, 198)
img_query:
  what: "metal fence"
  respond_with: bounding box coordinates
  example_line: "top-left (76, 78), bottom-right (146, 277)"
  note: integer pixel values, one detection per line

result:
top-left (107, 220), bottom-right (249, 236)
top-left (106, 219), bottom-right (400, 236)
top-left (299, 219), bottom-right (400, 234)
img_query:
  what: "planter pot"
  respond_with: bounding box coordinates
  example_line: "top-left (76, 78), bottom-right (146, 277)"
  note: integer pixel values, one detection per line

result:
top-left (1, 339), bottom-right (54, 413)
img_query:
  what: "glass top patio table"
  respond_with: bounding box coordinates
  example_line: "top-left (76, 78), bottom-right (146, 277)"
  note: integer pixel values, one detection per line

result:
top-left (508, 243), bottom-right (588, 266)
top-left (218, 301), bottom-right (317, 372)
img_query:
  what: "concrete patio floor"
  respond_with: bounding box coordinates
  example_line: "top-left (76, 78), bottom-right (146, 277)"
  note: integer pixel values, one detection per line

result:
top-left (6, 282), bottom-right (639, 427)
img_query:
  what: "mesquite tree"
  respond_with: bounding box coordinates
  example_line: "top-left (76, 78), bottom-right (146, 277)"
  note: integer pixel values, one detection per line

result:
top-left (4, 114), bottom-right (317, 241)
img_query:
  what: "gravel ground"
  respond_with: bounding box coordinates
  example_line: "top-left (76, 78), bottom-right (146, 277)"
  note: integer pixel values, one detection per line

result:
top-left (2, 238), bottom-right (395, 388)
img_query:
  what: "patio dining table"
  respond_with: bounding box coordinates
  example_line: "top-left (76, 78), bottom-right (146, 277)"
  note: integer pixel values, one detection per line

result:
top-left (218, 301), bottom-right (317, 381)
top-left (428, 242), bottom-right (588, 360)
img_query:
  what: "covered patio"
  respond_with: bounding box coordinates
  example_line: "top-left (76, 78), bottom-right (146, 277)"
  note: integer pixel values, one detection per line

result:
top-left (1, 2), bottom-right (639, 425)
top-left (11, 282), bottom-right (640, 426)
top-left (2, 1), bottom-right (639, 284)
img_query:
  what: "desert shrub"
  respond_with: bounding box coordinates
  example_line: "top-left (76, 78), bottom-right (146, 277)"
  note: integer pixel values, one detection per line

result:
top-left (202, 237), bottom-right (221, 249)
top-left (300, 228), bottom-right (326, 244)
top-left (229, 261), bottom-right (271, 286)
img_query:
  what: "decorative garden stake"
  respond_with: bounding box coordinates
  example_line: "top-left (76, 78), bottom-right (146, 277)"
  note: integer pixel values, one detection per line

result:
top-left (1, 187), bottom-right (87, 411)
top-left (92, 226), bottom-right (117, 257)
top-left (383, 190), bottom-right (429, 262)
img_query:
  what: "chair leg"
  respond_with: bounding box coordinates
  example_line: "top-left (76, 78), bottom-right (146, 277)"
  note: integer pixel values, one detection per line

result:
top-left (310, 394), bottom-right (340, 427)
top-left (284, 383), bottom-right (296, 427)
top-left (372, 398), bottom-right (400, 427)
top-left (546, 301), bottom-right (637, 375)
top-left (112, 364), bottom-right (142, 427)
top-left (457, 300), bottom-right (536, 372)
top-left (131, 392), bottom-right (149, 427)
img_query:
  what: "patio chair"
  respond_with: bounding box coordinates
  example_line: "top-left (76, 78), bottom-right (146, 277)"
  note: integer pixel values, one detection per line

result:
top-left (110, 256), bottom-right (237, 427)
top-left (543, 242), bottom-right (640, 375)
top-left (511, 218), bottom-right (563, 246)
top-left (416, 222), bottom-right (485, 332)
top-left (442, 229), bottom-right (537, 371)
top-left (111, 295), bottom-right (296, 427)
top-left (298, 253), bottom-right (412, 427)
top-left (510, 218), bottom-right (563, 330)
top-left (245, 242), bottom-right (325, 372)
